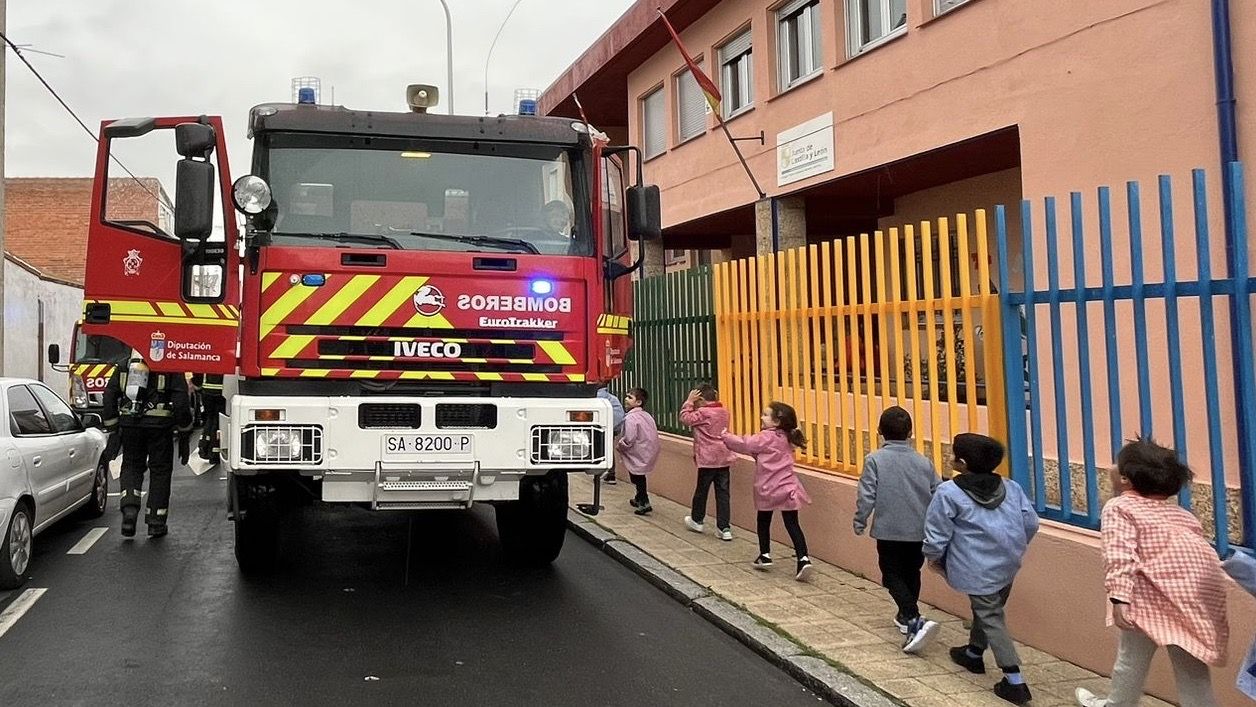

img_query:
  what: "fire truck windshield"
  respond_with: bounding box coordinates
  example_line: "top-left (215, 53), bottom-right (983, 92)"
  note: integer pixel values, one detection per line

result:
top-left (262, 135), bottom-right (592, 257)
top-left (73, 330), bottom-right (130, 364)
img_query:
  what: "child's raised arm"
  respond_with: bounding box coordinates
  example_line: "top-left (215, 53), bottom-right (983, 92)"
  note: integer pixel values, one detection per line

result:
top-left (721, 430), bottom-right (769, 455)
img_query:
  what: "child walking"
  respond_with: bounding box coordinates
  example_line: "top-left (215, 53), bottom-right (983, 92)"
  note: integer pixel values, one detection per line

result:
top-left (616, 388), bottom-right (660, 516)
top-left (924, 433), bottom-right (1039, 705)
top-left (721, 402), bottom-right (814, 581)
top-left (853, 406), bottom-right (942, 654)
top-left (680, 385), bottom-right (738, 540)
top-left (1075, 437), bottom-right (1227, 707)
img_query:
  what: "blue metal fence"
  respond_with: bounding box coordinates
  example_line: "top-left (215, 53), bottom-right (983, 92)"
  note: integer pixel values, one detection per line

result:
top-left (997, 163), bottom-right (1254, 552)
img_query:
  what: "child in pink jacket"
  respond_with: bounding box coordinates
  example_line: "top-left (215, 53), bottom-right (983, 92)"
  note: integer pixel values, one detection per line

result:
top-left (722, 402), bottom-right (814, 581)
top-left (616, 388), bottom-right (660, 516)
top-left (680, 385), bottom-right (738, 540)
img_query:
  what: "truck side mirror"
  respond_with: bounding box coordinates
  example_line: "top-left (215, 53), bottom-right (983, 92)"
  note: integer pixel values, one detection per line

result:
top-left (175, 123), bottom-right (217, 241)
top-left (47, 344), bottom-right (61, 365)
top-left (626, 185), bottom-right (661, 242)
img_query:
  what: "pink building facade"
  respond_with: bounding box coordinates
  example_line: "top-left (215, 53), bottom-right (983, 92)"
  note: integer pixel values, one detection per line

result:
top-left (543, 1), bottom-right (1256, 703)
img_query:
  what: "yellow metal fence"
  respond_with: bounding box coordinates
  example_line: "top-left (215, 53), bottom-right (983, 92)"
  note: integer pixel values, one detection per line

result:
top-left (713, 211), bottom-right (1008, 475)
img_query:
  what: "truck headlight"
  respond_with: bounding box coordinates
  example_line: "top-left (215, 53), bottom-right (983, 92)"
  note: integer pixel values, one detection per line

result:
top-left (70, 377), bottom-right (88, 408)
top-left (243, 425), bottom-right (323, 464)
top-left (530, 426), bottom-right (603, 465)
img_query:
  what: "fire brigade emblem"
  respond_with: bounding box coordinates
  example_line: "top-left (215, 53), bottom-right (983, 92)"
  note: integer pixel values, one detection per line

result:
top-left (123, 249), bottom-right (143, 277)
top-left (149, 331), bottom-right (167, 363)
top-left (412, 284), bottom-right (446, 317)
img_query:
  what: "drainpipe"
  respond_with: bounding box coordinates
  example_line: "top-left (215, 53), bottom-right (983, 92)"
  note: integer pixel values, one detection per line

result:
top-left (1211, 0), bottom-right (1253, 543)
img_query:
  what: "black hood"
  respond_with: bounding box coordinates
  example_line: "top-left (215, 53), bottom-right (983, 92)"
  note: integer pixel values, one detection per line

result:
top-left (954, 473), bottom-right (1006, 509)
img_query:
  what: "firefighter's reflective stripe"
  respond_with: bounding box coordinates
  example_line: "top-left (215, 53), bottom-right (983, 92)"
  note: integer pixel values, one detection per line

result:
top-left (84, 299), bottom-right (238, 327)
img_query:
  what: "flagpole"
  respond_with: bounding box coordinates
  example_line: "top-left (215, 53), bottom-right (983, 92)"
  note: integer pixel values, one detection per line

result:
top-left (717, 117), bottom-right (765, 200)
top-left (657, 8), bottom-right (764, 201)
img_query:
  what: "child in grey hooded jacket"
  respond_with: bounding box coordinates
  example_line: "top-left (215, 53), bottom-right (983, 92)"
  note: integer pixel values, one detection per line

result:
top-left (924, 433), bottom-right (1039, 706)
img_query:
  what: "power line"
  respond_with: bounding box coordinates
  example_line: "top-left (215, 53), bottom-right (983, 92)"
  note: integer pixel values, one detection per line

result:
top-left (0, 31), bottom-right (173, 212)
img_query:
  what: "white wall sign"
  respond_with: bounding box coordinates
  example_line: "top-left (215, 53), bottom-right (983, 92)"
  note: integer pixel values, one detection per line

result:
top-left (776, 112), bottom-right (835, 187)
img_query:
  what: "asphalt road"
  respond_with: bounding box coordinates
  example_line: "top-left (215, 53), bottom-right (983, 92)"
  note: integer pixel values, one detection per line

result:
top-left (0, 464), bottom-right (821, 706)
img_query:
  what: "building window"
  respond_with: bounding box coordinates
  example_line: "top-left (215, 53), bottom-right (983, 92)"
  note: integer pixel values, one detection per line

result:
top-left (777, 0), bottom-right (822, 90)
top-left (641, 87), bottom-right (666, 159)
top-left (676, 60), bottom-right (708, 142)
top-left (718, 29), bottom-right (753, 119)
top-left (847, 0), bottom-right (907, 54)
top-left (935, 0), bottom-right (969, 14)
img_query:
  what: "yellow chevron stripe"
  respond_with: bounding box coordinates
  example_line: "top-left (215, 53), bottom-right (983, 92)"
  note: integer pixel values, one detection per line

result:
top-left (358, 276), bottom-right (429, 327)
top-left (597, 327), bottom-right (629, 335)
top-left (109, 315), bottom-right (238, 328)
top-left (157, 302), bottom-right (185, 317)
top-left (567, 374), bottom-right (586, 382)
top-left (260, 283), bottom-right (320, 339)
top-left (187, 304), bottom-right (219, 319)
top-left (402, 312), bottom-right (453, 329)
top-left (475, 372), bottom-right (504, 381)
top-left (308, 275), bottom-right (380, 325)
top-left (96, 300), bottom-right (158, 316)
top-left (227, 305), bottom-right (241, 318)
top-left (262, 273), bottom-right (283, 293)
top-left (398, 371), bottom-right (456, 381)
top-left (523, 373), bottom-right (549, 382)
top-left (537, 341), bottom-right (576, 366)
top-left (262, 368), bottom-right (281, 376)
top-left (300, 369), bottom-right (331, 378)
top-left (350, 370), bottom-right (379, 379)
top-left (460, 358), bottom-right (488, 364)
top-left (270, 335), bottom-right (315, 360)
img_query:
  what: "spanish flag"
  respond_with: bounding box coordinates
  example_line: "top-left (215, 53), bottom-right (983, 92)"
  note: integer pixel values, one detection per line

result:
top-left (658, 10), bottom-right (723, 119)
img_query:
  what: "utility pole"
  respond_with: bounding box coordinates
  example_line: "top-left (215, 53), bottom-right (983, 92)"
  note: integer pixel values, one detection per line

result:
top-left (437, 0), bottom-right (454, 115)
top-left (1, 0), bottom-right (8, 375)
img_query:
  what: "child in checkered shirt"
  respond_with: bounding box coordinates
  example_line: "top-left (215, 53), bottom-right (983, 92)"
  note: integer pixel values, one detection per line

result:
top-left (1075, 437), bottom-right (1228, 707)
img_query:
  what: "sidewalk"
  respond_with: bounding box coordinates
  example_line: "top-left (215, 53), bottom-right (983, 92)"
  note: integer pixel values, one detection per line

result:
top-left (569, 474), bottom-right (1172, 707)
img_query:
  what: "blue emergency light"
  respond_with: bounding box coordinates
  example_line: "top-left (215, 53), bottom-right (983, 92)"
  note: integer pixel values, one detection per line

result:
top-left (530, 279), bottom-right (554, 295)
top-left (297, 88), bottom-right (317, 105)
top-left (302, 274), bottom-right (327, 287)
top-left (518, 99), bottom-right (538, 116)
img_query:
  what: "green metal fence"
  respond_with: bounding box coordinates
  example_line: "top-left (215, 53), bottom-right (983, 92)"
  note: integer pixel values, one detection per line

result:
top-left (610, 266), bottom-right (717, 436)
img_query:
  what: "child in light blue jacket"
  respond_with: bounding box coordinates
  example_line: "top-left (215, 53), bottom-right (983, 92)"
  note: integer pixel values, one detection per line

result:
top-left (924, 433), bottom-right (1039, 706)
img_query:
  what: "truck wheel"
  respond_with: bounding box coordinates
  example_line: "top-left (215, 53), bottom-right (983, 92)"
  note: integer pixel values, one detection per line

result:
top-left (231, 476), bottom-right (281, 574)
top-left (496, 470), bottom-right (568, 567)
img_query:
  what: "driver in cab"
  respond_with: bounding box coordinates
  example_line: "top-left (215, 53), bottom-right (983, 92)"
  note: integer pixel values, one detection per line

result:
top-left (540, 200), bottom-right (573, 238)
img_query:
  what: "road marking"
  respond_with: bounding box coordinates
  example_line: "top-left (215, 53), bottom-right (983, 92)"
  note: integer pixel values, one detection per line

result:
top-left (0, 588), bottom-right (47, 640)
top-left (67, 527), bottom-right (109, 555)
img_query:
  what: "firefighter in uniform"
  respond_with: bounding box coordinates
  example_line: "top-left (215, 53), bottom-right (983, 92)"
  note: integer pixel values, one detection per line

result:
top-left (102, 352), bottom-right (193, 538)
top-left (190, 373), bottom-right (225, 465)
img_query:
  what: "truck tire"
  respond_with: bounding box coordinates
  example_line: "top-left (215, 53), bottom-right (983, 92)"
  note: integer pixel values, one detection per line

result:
top-left (231, 475), bottom-right (281, 574)
top-left (496, 470), bottom-right (568, 567)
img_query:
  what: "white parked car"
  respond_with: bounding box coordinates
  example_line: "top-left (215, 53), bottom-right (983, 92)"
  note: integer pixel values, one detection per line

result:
top-left (0, 378), bottom-right (110, 588)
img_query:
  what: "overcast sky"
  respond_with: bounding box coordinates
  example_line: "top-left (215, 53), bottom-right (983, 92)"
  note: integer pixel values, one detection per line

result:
top-left (4, 0), bottom-right (633, 182)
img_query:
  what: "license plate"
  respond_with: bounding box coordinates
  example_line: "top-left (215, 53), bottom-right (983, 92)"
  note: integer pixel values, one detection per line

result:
top-left (383, 434), bottom-right (474, 457)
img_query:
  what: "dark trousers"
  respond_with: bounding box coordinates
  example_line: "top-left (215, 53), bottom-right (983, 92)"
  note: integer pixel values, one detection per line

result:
top-left (119, 424), bottom-right (174, 525)
top-left (690, 467), bottom-right (731, 530)
top-left (757, 510), bottom-right (808, 558)
top-left (630, 473), bottom-right (649, 505)
top-left (877, 540), bottom-right (925, 621)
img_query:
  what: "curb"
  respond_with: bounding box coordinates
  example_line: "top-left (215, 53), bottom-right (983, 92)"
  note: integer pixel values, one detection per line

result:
top-left (567, 510), bottom-right (901, 707)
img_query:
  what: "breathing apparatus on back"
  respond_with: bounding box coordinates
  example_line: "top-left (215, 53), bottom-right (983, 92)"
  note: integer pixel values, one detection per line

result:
top-left (123, 350), bottom-right (153, 416)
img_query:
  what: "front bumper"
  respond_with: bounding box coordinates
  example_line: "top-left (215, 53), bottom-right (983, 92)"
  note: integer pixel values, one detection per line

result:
top-left (224, 394), bottom-right (612, 507)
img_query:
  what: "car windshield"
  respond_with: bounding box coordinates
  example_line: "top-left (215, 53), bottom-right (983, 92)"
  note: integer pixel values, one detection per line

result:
top-left (72, 331), bottom-right (130, 364)
top-left (263, 134), bottom-right (591, 256)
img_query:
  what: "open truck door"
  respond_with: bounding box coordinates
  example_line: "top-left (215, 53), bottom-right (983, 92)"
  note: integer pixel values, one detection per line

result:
top-left (81, 117), bottom-right (240, 374)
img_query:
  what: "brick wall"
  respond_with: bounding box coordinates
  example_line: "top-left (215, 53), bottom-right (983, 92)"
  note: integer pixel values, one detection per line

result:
top-left (4, 177), bottom-right (167, 286)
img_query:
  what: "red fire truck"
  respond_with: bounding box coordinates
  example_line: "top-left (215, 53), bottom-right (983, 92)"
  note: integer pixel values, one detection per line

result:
top-left (49, 323), bottom-right (131, 415)
top-left (80, 85), bottom-right (659, 570)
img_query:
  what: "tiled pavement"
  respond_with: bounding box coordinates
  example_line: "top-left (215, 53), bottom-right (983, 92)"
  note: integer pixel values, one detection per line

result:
top-left (569, 474), bottom-right (1173, 707)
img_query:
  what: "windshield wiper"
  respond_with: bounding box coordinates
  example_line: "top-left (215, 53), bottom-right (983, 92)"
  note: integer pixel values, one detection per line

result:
top-left (409, 231), bottom-right (540, 255)
top-left (303, 232), bottom-right (403, 249)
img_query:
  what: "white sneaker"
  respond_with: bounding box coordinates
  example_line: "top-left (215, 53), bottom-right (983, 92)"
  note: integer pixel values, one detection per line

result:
top-left (718, 528), bottom-right (734, 541)
top-left (902, 618), bottom-right (939, 654)
top-left (1075, 688), bottom-right (1106, 707)
top-left (684, 516), bottom-right (705, 533)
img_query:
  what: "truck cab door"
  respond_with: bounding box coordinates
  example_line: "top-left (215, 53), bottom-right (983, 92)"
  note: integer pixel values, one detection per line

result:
top-left (599, 155), bottom-right (633, 379)
top-left (81, 117), bottom-right (240, 374)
